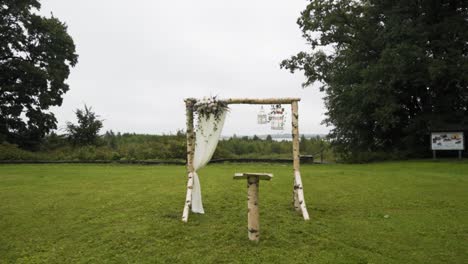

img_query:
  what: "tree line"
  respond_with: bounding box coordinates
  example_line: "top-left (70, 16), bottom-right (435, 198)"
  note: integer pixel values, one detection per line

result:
top-left (0, 131), bottom-right (332, 162)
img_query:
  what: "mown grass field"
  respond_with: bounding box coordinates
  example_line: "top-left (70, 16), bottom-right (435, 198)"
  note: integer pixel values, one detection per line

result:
top-left (0, 161), bottom-right (467, 263)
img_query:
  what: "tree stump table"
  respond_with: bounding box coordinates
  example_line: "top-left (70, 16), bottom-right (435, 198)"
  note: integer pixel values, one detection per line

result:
top-left (234, 172), bottom-right (273, 242)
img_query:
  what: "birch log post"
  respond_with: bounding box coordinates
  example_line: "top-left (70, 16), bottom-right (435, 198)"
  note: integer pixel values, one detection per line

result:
top-left (294, 171), bottom-right (310, 220)
top-left (291, 101), bottom-right (310, 220)
top-left (234, 173), bottom-right (273, 242)
top-left (247, 176), bottom-right (260, 241)
top-left (182, 99), bottom-right (196, 222)
top-left (293, 179), bottom-right (300, 211)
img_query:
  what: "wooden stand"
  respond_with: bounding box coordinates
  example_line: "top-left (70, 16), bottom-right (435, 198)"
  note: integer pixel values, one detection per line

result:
top-left (234, 173), bottom-right (273, 242)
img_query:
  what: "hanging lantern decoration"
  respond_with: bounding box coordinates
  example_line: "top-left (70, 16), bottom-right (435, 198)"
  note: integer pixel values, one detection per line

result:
top-left (270, 104), bottom-right (285, 130)
top-left (257, 104), bottom-right (286, 130)
top-left (257, 106), bottom-right (268, 124)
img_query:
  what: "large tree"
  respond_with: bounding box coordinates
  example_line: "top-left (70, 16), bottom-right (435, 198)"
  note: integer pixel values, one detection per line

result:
top-left (282, 0), bottom-right (468, 160)
top-left (0, 0), bottom-right (78, 149)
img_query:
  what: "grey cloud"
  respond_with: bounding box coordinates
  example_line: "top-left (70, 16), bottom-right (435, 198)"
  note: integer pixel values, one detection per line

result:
top-left (42, 0), bottom-right (329, 135)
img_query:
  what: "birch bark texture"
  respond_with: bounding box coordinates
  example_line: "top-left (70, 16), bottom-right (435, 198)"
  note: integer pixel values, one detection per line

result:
top-left (234, 172), bottom-right (273, 242)
top-left (291, 101), bottom-right (310, 220)
top-left (247, 176), bottom-right (260, 241)
top-left (182, 99), bottom-right (195, 222)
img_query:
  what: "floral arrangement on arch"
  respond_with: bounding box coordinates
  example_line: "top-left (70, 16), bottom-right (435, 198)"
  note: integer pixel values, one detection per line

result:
top-left (192, 96), bottom-right (229, 133)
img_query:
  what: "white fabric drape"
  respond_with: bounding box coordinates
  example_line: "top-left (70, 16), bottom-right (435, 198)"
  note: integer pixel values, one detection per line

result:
top-left (191, 112), bottom-right (227, 213)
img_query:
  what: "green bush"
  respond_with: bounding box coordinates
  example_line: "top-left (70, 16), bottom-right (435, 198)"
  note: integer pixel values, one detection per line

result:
top-left (1, 133), bottom-right (335, 162)
top-left (0, 143), bottom-right (38, 160)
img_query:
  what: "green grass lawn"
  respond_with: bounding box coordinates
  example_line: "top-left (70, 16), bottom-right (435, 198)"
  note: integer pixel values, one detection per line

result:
top-left (0, 161), bottom-right (467, 263)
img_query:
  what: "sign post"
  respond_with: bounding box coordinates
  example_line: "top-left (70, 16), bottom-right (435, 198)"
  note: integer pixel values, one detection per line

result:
top-left (431, 132), bottom-right (464, 159)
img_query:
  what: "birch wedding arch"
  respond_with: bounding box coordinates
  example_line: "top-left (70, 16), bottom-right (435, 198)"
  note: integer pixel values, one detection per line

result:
top-left (182, 97), bottom-right (310, 222)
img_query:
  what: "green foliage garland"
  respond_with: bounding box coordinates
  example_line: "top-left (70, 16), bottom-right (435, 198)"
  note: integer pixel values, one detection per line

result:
top-left (192, 96), bottom-right (229, 136)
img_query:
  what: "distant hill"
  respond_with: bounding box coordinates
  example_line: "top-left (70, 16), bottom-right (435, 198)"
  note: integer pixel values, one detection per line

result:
top-left (221, 133), bottom-right (326, 140)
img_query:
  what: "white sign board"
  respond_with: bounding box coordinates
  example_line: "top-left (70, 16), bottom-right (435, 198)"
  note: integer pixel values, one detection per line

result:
top-left (431, 132), bottom-right (464, 150)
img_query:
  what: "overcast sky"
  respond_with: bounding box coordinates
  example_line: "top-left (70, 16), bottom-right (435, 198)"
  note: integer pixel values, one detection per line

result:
top-left (40, 0), bottom-right (329, 136)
